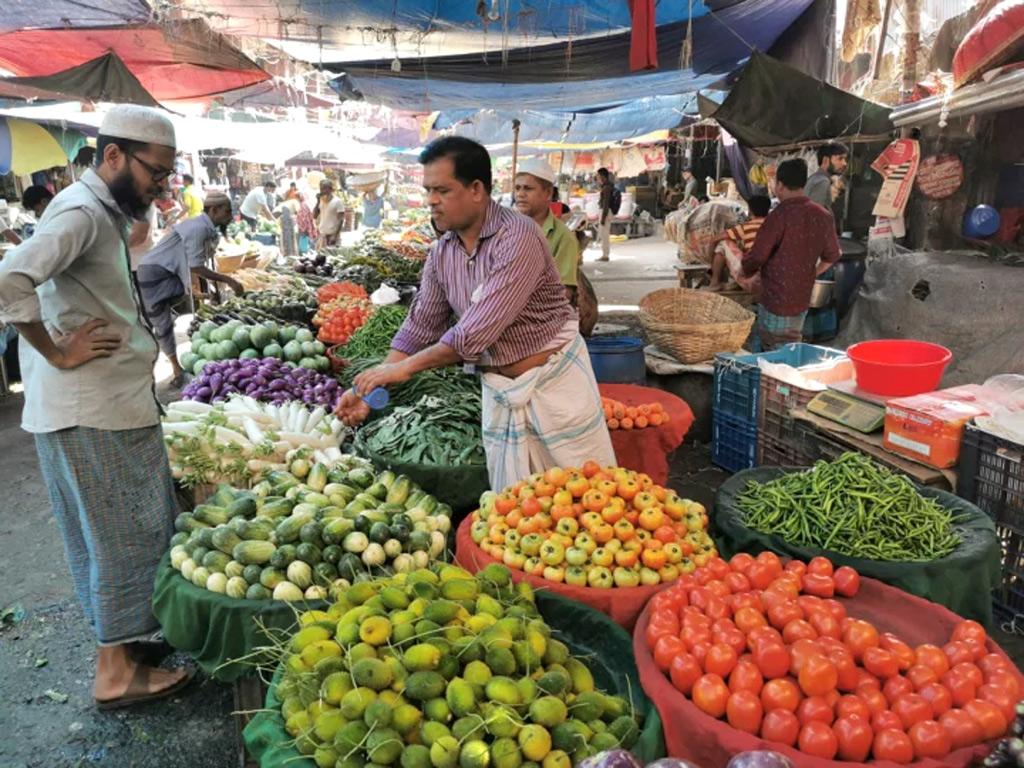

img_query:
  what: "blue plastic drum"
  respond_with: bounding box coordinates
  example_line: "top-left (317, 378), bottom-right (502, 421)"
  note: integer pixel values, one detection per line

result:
top-left (585, 335), bottom-right (646, 384)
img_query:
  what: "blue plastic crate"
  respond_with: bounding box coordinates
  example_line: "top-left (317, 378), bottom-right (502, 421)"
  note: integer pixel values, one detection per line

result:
top-left (713, 342), bottom-right (847, 425)
top-left (712, 412), bottom-right (759, 473)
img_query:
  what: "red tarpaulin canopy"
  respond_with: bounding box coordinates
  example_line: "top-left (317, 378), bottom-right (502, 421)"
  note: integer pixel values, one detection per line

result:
top-left (0, 20), bottom-right (268, 102)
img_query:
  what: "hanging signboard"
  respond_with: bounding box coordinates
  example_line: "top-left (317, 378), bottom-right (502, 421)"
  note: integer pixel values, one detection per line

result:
top-left (871, 138), bottom-right (921, 218)
top-left (915, 154), bottom-right (964, 199)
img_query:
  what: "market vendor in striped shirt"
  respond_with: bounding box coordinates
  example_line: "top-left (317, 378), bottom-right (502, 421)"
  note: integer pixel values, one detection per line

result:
top-left (336, 137), bottom-right (614, 490)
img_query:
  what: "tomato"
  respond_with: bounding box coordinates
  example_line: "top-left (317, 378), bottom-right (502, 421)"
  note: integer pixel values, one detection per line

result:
top-left (782, 619), bottom-right (817, 644)
top-left (729, 660), bottom-right (764, 695)
top-left (842, 620), bottom-right (879, 662)
top-left (797, 695), bottom-right (835, 726)
top-left (855, 671), bottom-right (882, 691)
top-left (906, 664), bottom-right (939, 691)
top-left (705, 598), bottom-right (731, 621)
top-left (860, 688), bottom-right (889, 716)
top-left (732, 592), bottom-right (763, 614)
top-left (985, 670), bottom-right (1022, 701)
top-left (704, 643), bottom-right (739, 678)
top-left (692, 673), bottom-right (730, 718)
top-left (680, 625), bottom-right (712, 651)
top-left (797, 595), bottom-right (825, 615)
top-left (653, 635), bottom-right (686, 673)
top-left (951, 662), bottom-right (983, 687)
top-left (784, 559), bottom-right (807, 578)
top-left (943, 641), bottom-right (975, 668)
top-left (892, 693), bottom-right (933, 729)
top-left (915, 643), bottom-right (950, 676)
top-left (941, 670), bottom-right (977, 708)
top-left (882, 675), bottom-right (914, 705)
top-left (669, 653), bottom-right (701, 695)
top-left (761, 678), bottom-right (802, 713)
top-left (649, 590), bottom-right (684, 614)
top-left (879, 633), bottom-right (917, 671)
top-left (767, 601), bottom-right (803, 631)
top-left (724, 572), bottom-right (751, 595)
top-left (978, 683), bottom-right (1017, 722)
top-left (756, 550), bottom-right (783, 573)
top-left (760, 708), bottom-right (800, 747)
top-left (807, 611), bottom-right (841, 640)
top-left (909, 719), bottom-right (952, 760)
top-left (832, 566), bottom-right (860, 597)
top-left (746, 562), bottom-right (776, 590)
top-left (873, 710), bottom-right (904, 732)
top-left (963, 639), bottom-right (987, 662)
top-left (789, 638), bottom-right (826, 675)
top-left (752, 641), bottom-right (790, 680)
top-left (863, 647), bottom-right (900, 679)
top-left (835, 694), bottom-right (871, 721)
top-left (644, 622), bottom-right (675, 650)
top-left (798, 654), bottom-right (838, 698)
top-left (833, 715), bottom-right (872, 761)
top-left (706, 581), bottom-right (731, 600)
top-left (828, 648), bottom-right (860, 692)
top-left (690, 642), bottom-right (710, 670)
top-left (918, 682), bottom-right (953, 718)
top-left (952, 619), bottom-right (987, 645)
top-left (978, 653), bottom-right (1011, 678)
top-left (938, 708), bottom-right (985, 750)
top-left (707, 556), bottom-right (731, 580)
top-left (873, 728), bottom-right (915, 764)
top-left (797, 721), bottom-right (838, 759)
top-left (747, 626), bottom-right (784, 650)
top-left (728, 552), bottom-right (755, 573)
top-left (806, 556), bottom-right (834, 577)
top-left (821, 599), bottom-right (847, 624)
top-left (715, 627), bottom-right (748, 657)
top-left (726, 690), bottom-right (763, 734)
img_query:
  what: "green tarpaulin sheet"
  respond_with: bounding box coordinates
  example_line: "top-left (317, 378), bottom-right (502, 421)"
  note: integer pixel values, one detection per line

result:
top-left (714, 467), bottom-right (1002, 626)
top-left (243, 590), bottom-right (666, 767)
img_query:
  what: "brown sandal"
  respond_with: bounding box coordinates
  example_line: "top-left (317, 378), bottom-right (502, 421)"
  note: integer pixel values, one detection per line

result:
top-left (95, 665), bottom-right (194, 711)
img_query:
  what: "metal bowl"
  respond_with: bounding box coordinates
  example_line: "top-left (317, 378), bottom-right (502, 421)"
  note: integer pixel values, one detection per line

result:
top-left (809, 279), bottom-right (835, 309)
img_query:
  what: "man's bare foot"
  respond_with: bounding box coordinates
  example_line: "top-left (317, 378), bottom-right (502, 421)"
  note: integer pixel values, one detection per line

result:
top-left (94, 644), bottom-right (192, 710)
top-left (705, 282), bottom-right (724, 292)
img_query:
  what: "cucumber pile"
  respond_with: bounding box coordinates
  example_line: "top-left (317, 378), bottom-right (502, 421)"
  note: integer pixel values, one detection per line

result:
top-left (182, 319), bottom-right (331, 378)
top-left (272, 563), bottom-right (642, 766)
top-left (167, 457), bottom-right (453, 601)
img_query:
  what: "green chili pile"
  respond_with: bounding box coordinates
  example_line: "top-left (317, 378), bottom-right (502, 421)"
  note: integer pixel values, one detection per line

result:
top-left (339, 305), bottom-right (408, 360)
top-left (737, 452), bottom-right (963, 561)
top-left (359, 396), bottom-right (485, 466)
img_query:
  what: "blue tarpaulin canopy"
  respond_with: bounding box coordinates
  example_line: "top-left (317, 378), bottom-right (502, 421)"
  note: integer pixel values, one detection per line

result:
top-left (1, 0), bottom-right (150, 33)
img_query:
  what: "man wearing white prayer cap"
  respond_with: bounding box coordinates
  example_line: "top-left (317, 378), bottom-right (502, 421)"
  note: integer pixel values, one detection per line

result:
top-left (514, 157), bottom-right (580, 303)
top-left (0, 104), bottom-right (193, 708)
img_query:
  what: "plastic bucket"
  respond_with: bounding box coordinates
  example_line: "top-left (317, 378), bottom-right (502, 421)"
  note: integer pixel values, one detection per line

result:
top-left (586, 335), bottom-right (646, 384)
top-left (847, 339), bottom-right (952, 396)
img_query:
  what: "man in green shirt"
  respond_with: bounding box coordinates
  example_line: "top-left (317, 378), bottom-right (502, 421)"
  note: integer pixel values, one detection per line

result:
top-left (514, 158), bottom-right (580, 303)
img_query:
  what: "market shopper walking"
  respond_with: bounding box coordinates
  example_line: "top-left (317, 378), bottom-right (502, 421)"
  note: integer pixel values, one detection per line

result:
top-left (741, 158), bottom-right (841, 351)
top-left (596, 167), bottom-right (614, 261)
top-left (514, 157), bottom-right (579, 304)
top-left (0, 104), bottom-right (192, 708)
top-left (137, 192), bottom-right (242, 384)
top-left (315, 179), bottom-right (345, 247)
top-left (239, 180), bottom-right (275, 228)
top-left (179, 174), bottom-right (203, 218)
top-left (336, 136), bottom-right (614, 490)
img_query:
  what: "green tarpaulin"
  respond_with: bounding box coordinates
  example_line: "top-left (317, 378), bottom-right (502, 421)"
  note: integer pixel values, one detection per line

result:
top-left (714, 467), bottom-right (1002, 626)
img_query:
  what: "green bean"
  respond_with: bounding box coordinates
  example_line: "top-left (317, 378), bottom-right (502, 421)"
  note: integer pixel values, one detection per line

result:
top-left (736, 452), bottom-right (961, 562)
top-left (358, 395), bottom-right (486, 467)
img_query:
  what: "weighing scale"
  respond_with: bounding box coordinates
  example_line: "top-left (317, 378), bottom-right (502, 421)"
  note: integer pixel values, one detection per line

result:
top-left (806, 379), bottom-right (890, 433)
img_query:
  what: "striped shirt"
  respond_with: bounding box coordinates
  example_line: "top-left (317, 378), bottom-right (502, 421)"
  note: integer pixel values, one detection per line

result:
top-left (725, 216), bottom-right (765, 253)
top-left (391, 200), bottom-right (576, 367)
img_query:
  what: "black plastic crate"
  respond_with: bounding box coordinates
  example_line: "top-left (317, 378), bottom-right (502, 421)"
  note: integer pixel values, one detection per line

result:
top-left (993, 524), bottom-right (1024, 624)
top-left (958, 423), bottom-right (1024, 533)
top-left (757, 433), bottom-right (812, 467)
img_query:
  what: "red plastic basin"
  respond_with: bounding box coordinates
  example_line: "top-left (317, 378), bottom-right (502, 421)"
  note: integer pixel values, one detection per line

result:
top-left (847, 339), bottom-right (952, 397)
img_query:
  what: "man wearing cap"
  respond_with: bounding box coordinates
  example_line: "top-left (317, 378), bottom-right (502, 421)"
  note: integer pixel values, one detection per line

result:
top-left (514, 159), bottom-right (579, 304)
top-left (240, 180), bottom-right (276, 228)
top-left (138, 192), bottom-right (242, 384)
top-left (0, 104), bottom-right (192, 708)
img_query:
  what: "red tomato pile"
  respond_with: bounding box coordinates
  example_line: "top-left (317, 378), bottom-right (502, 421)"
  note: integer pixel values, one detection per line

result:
top-left (645, 552), bottom-right (1019, 763)
top-left (314, 297), bottom-right (372, 345)
top-left (316, 281), bottom-right (367, 304)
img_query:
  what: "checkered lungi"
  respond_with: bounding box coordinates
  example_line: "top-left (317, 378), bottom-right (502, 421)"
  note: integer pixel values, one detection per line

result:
top-left (755, 305), bottom-right (807, 352)
top-left (34, 425), bottom-right (178, 645)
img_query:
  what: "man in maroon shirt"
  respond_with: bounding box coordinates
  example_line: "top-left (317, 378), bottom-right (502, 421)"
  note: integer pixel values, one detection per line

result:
top-left (742, 158), bottom-right (841, 351)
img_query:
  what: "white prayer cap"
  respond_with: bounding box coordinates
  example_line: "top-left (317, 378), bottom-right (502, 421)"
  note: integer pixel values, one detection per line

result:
top-left (99, 105), bottom-right (176, 149)
top-left (516, 157), bottom-right (556, 186)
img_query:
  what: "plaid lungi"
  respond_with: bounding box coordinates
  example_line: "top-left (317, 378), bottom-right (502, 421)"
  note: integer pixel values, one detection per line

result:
top-left (34, 425), bottom-right (178, 645)
top-left (755, 305), bottom-right (807, 352)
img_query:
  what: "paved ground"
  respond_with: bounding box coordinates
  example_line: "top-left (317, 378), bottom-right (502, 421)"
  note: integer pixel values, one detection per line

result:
top-left (581, 236), bottom-right (679, 308)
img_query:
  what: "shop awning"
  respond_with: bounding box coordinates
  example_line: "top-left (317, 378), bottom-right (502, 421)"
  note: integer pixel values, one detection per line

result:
top-left (0, 20), bottom-right (269, 102)
top-left (0, 53), bottom-right (159, 107)
top-left (0, 115), bottom-right (86, 175)
top-left (706, 52), bottom-right (893, 148)
top-left (328, 0), bottom-right (814, 112)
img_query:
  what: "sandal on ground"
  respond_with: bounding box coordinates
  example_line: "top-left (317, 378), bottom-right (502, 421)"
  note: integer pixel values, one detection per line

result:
top-left (95, 665), bottom-right (194, 711)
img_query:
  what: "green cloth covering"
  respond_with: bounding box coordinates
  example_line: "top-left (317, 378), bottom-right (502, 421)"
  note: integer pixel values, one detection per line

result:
top-left (354, 435), bottom-right (490, 515)
top-left (151, 552), bottom-right (326, 682)
top-left (544, 212), bottom-right (579, 287)
top-left (242, 589), bottom-right (666, 767)
top-left (714, 468), bottom-right (1002, 626)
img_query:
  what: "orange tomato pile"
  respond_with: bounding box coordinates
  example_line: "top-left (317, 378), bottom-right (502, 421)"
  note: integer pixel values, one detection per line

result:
top-left (601, 396), bottom-right (670, 431)
top-left (469, 462), bottom-right (717, 589)
top-left (314, 297), bottom-right (373, 345)
top-left (316, 281), bottom-right (367, 304)
top-left (645, 552), bottom-right (1019, 763)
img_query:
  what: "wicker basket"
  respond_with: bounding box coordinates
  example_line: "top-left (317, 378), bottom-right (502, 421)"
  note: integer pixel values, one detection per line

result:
top-left (215, 253), bottom-right (246, 274)
top-left (639, 287), bottom-right (755, 364)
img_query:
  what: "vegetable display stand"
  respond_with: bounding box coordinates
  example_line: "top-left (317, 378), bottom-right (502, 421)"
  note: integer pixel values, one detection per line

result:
top-left (454, 516), bottom-right (670, 630)
top-left (633, 574), bottom-right (1019, 767)
top-left (713, 468), bottom-right (1002, 626)
top-left (598, 383), bottom-right (694, 486)
top-left (243, 589), bottom-right (666, 767)
top-left (152, 553), bottom-right (325, 682)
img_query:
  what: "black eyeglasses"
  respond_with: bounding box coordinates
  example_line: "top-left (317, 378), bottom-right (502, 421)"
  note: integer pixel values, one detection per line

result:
top-left (128, 152), bottom-right (174, 183)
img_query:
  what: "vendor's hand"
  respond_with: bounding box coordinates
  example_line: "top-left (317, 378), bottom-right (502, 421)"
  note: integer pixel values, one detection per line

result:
top-left (51, 318), bottom-right (122, 369)
top-left (229, 279), bottom-right (245, 296)
top-left (334, 388), bottom-right (370, 427)
top-left (353, 362), bottom-right (411, 395)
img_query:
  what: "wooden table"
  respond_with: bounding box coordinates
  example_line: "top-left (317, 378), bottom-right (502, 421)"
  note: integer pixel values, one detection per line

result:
top-left (675, 262), bottom-right (709, 288)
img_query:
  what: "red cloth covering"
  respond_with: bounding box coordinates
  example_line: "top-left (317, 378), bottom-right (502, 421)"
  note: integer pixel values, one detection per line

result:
top-left (455, 515), bottom-right (670, 630)
top-left (629, 0), bottom-right (658, 71)
top-left (634, 575), bottom-right (1023, 767)
top-left (599, 383), bottom-right (693, 486)
top-left (953, 0), bottom-right (1024, 87)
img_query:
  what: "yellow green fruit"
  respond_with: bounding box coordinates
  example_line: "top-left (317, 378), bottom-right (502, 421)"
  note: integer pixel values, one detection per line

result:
top-left (517, 725), bottom-right (552, 762)
top-left (459, 739), bottom-right (491, 768)
top-left (528, 696), bottom-right (568, 728)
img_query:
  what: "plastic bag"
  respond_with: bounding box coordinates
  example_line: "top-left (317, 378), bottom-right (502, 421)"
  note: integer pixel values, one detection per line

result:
top-left (370, 283), bottom-right (401, 305)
